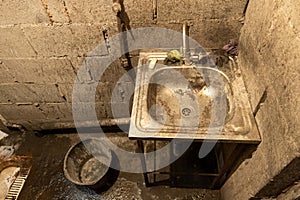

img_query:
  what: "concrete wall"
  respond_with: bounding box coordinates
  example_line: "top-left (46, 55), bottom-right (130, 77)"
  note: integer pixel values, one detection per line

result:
top-left (0, 0), bottom-right (247, 130)
top-left (221, 0), bottom-right (300, 199)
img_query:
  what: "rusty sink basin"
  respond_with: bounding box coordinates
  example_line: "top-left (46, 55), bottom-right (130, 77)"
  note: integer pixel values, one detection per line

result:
top-left (129, 51), bottom-right (260, 143)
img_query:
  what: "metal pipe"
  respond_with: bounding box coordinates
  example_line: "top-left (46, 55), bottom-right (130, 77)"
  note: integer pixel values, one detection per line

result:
top-left (40, 118), bottom-right (131, 130)
top-left (182, 23), bottom-right (187, 59)
top-left (182, 23), bottom-right (190, 62)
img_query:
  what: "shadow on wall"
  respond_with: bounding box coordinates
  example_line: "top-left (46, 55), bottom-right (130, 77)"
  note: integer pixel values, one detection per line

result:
top-left (114, 0), bottom-right (132, 32)
top-left (208, 26), bottom-right (238, 48)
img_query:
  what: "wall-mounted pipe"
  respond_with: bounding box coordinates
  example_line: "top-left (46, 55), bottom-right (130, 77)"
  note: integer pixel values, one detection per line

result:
top-left (182, 23), bottom-right (190, 62)
top-left (40, 118), bottom-right (131, 130)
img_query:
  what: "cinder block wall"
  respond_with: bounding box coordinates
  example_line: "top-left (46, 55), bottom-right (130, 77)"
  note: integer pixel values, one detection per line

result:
top-left (0, 0), bottom-right (247, 130)
top-left (221, 0), bottom-right (300, 199)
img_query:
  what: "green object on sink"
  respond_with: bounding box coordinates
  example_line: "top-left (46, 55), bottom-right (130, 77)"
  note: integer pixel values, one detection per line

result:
top-left (164, 50), bottom-right (184, 66)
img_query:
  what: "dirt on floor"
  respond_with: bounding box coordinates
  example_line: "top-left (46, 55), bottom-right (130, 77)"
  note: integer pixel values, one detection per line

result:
top-left (0, 127), bottom-right (220, 200)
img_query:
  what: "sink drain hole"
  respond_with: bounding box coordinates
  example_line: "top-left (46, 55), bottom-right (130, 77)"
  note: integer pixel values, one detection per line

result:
top-left (182, 108), bottom-right (192, 117)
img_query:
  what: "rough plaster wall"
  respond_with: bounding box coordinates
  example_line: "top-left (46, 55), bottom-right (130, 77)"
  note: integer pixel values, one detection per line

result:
top-left (221, 0), bottom-right (300, 199)
top-left (0, 0), bottom-right (246, 130)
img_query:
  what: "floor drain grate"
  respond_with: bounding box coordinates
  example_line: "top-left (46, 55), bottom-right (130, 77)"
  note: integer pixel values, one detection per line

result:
top-left (5, 167), bottom-right (31, 200)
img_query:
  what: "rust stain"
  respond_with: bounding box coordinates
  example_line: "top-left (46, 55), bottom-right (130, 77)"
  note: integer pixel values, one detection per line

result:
top-left (41, 0), bottom-right (54, 25)
top-left (62, 0), bottom-right (72, 24)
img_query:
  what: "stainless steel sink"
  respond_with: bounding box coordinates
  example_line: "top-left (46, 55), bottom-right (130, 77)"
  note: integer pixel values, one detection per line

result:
top-left (129, 51), bottom-right (260, 143)
top-left (147, 66), bottom-right (234, 128)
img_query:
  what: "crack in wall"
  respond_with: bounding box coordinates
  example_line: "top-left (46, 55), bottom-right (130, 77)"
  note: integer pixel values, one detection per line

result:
top-left (69, 59), bottom-right (78, 76)
top-left (253, 88), bottom-right (268, 117)
top-left (54, 83), bottom-right (67, 102)
top-left (20, 27), bottom-right (38, 57)
top-left (243, 0), bottom-right (250, 16)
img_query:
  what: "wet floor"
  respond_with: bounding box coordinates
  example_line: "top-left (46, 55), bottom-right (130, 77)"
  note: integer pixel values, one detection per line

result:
top-left (0, 126), bottom-right (220, 200)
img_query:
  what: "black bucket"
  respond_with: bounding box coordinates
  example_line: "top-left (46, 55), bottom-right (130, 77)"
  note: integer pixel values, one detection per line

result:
top-left (63, 138), bottom-right (119, 191)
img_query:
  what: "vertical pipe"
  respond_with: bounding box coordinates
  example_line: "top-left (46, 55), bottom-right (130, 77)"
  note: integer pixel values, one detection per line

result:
top-left (182, 23), bottom-right (190, 62)
top-left (182, 23), bottom-right (187, 59)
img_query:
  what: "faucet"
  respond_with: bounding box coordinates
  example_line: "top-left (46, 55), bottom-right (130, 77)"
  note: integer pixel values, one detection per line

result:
top-left (182, 23), bottom-right (190, 62)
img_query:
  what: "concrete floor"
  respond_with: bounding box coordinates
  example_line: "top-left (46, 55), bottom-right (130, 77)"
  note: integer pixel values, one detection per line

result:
top-left (0, 127), bottom-right (220, 200)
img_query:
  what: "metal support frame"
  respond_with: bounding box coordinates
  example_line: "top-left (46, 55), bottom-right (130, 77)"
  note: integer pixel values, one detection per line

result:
top-left (137, 140), bottom-right (250, 189)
